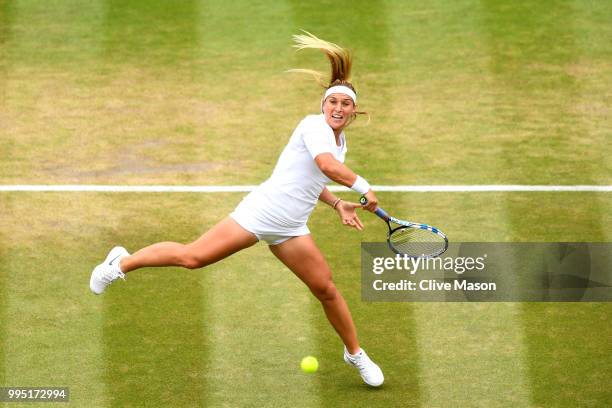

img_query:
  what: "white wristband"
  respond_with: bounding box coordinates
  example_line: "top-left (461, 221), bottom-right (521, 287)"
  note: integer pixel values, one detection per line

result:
top-left (351, 175), bottom-right (371, 195)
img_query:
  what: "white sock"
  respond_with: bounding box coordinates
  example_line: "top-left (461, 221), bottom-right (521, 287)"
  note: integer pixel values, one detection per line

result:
top-left (348, 348), bottom-right (363, 358)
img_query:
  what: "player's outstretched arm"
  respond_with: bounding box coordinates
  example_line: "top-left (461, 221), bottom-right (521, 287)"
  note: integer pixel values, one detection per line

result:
top-left (315, 153), bottom-right (358, 186)
top-left (314, 153), bottom-right (378, 211)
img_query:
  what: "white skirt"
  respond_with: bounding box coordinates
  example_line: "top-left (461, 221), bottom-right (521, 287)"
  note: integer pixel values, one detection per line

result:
top-left (230, 192), bottom-right (311, 245)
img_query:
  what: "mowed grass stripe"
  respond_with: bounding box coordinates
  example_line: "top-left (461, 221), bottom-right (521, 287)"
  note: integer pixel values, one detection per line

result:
top-left (413, 304), bottom-right (533, 407)
top-left (290, 2), bottom-right (422, 406)
top-left (99, 195), bottom-right (210, 407)
top-left (520, 303), bottom-right (612, 407)
top-left (1, 1), bottom-right (111, 406)
top-left (309, 196), bottom-right (423, 406)
top-left (202, 233), bottom-right (324, 406)
top-left (386, 2), bottom-right (532, 406)
top-left (0, 200), bottom-right (10, 392)
top-left (411, 226), bottom-right (532, 407)
top-left (99, 2), bottom-right (210, 406)
top-left (0, 193), bottom-right (110, 407)
top-left (567, 0), bottom-right (612, 244)
top-left (481, 1), bottom-right (612, 406)
top-left (462, 2), bottom-right (586, 405)
top-left (197, 2), bottom-right (323, 405)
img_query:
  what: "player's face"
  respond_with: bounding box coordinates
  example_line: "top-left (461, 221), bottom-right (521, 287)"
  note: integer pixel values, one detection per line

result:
top-left (323, 94), bottom-right (356, 133)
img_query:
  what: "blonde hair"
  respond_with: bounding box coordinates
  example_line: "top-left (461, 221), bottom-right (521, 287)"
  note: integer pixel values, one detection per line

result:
top-left (289, 31), bottom-right (368, 124)
top-left (290, 31), bottom-right (354, 90)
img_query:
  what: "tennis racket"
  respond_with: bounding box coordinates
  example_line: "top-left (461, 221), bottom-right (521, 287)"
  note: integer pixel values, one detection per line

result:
top-left (360, 196), bottom-right (449, 258)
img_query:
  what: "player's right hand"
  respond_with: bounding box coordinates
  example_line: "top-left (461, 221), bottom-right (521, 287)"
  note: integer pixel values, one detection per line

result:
top-left (361, 190), bottom-right (378, 212)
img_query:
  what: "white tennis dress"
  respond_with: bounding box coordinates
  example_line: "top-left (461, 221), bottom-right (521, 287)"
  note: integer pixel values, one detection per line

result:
top-left (230, 114), bottom-right (347, 244)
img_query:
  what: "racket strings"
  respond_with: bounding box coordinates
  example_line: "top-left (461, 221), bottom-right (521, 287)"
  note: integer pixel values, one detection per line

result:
top-left (389, 227), bottom-right (446, 257)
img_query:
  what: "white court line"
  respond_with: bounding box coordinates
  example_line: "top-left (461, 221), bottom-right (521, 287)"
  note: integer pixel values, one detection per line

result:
top-left (0, 185), bottom-right (610, 192)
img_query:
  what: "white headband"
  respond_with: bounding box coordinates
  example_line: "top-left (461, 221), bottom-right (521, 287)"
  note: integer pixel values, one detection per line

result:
top-left (323, 85), bottom-right (357, 104)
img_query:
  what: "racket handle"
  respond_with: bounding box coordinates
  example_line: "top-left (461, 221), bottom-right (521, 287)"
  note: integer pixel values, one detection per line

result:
top-left (374, 207), bottom-right (391, 220)
top-left (360, 196), bottom-right (390, 221)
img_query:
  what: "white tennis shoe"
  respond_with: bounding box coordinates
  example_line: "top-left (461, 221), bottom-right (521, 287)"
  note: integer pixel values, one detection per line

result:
top-left (344, 346), bottom-right (384, 387)
top-left (89, 246), bottom-right (129, 295)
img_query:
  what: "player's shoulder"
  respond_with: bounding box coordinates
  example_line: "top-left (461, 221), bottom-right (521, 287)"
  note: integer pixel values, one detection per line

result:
top-left (298, 114), bottom-right (331, 133)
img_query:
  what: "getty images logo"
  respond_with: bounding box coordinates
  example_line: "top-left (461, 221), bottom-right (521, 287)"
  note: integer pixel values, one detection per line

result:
top-left (371, 254), bottom-right (487, 275)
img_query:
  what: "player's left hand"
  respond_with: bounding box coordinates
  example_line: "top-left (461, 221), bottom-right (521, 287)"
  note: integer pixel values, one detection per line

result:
top-left (336, 201), bottom-right (364, 231)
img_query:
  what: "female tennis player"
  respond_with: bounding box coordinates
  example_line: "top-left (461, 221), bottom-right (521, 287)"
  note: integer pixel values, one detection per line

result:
top-left (90, 32), bottom-right (384, 387)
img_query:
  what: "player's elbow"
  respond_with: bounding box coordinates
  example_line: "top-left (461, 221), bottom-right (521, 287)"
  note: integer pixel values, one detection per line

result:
top-left (315, 155), bottom-right (340, 179)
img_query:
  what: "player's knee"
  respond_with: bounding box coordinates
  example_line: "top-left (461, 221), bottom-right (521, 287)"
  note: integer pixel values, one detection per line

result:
top-left (182, 257), bottom-right (203, 270)
top-left (177, 247), bottom-right (207, 270)
top-left (312, 280), bottom-right (338, 302)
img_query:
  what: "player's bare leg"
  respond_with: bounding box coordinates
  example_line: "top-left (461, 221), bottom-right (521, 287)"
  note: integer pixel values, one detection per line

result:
top-left (90, 217), bottom-right (257, 294)
top-left (269, 234), bottom-right (360, 352)
top-left (120, 217), bottom-right (257, 272)
top-left (269, 234), bottom-right (384, 386)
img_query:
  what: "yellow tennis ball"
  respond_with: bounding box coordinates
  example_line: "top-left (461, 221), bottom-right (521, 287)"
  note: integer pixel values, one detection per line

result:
top-left (300, 356), bottom-right (319, 373)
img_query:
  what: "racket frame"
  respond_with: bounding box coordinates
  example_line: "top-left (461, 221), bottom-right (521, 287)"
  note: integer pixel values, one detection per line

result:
top-left (361, 197), bottom-right (449, 258)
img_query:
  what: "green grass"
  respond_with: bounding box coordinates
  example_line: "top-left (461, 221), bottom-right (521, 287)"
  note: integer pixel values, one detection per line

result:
top-left (1, 192), bottom-right (610, 407)
top-left (1, 0), bottom-right (610, 186)
top-left (1, 0), bottom-right (611, 407)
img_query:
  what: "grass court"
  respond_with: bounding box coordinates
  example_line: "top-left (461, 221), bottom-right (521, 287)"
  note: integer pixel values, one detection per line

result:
top-left (1, 1), bottom-right (610, 407)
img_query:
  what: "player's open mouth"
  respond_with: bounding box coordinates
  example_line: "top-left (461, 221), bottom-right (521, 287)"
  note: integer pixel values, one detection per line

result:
top-left (332, 114), bottom-right (343, 119)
